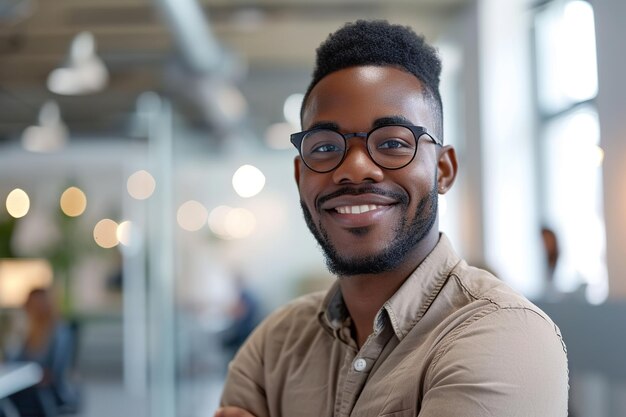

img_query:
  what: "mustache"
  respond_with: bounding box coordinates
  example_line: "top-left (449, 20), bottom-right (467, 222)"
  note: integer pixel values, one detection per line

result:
top-left (317, 186), bottom-right (409, 210)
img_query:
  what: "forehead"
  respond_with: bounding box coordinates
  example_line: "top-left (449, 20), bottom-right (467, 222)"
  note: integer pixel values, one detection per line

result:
top-left (302, 66), bottom-right (432, 130)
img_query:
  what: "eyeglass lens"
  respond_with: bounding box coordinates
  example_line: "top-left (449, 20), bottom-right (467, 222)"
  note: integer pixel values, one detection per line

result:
top-left (300, 125), bottom-right (418, 172)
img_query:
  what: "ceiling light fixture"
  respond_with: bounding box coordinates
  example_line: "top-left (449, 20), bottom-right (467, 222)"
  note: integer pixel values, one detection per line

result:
top-left (21, 100), bottom-right (68, 152)
top-left (47, 31), bottom-right (109, 95)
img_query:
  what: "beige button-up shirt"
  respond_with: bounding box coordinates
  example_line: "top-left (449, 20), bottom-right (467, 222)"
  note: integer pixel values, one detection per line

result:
top-left (221, 234), bottom-right (569, 416)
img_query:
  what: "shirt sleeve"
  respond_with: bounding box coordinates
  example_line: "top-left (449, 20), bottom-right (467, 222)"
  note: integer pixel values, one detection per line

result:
top-left (220, 315), bottom-right (272, 417)
top-left (419, 307), bottom-right (569, 417)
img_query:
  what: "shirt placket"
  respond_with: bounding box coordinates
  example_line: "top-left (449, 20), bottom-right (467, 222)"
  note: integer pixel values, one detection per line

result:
top-left (333, 322), bottom-right (394, 417)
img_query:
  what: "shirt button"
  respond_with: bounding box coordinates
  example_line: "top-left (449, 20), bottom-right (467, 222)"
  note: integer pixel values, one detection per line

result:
top-left (353, 358), bottom-right (367, 372)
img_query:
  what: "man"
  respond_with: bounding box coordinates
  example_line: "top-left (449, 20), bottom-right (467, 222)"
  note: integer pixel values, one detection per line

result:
top-left (216, 20), bottom-right (568, 417)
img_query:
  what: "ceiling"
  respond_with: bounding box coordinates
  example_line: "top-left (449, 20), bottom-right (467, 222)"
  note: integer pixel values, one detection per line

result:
top-left (0, 0), bottom-right (469, 146)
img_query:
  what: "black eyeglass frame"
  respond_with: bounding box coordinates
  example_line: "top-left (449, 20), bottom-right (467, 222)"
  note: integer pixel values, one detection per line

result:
top-left (290, 124), bottom-right (442, 173)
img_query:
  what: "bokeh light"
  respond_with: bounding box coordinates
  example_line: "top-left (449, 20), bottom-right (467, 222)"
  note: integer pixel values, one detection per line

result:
top-left (208, 205), bottom-right (233, 239)
top-left (232, 165), bottom-right (265, 198)
top-left (0, 259), bottom-right (53, 308)
top-left (127, 170), bottom-right (156, 200)
top-left (177, 200), bottom-right (208, 232)
top-left (215, 84), bottom-right (248, 121)
top-left (116, 220), bottom-right (133, 246)
top-left (93, 219), bottom-right (119, 248)
top-left (6, 188), bottom-right (30, 218)
top-left (224, 207), bottom-right (256, 239)
top-left (283, 93), bottom-right (304, 129)
top-left (60, 186), bottom-right (87, 217)
top-left (265, 122), bottom-right (294, 150)
top-left (208, 205), bottom-right (257, 240)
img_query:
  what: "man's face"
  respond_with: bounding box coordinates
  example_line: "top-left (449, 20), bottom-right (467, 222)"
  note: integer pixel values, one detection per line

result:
top-left (295, 66), bottom-right (441, 276)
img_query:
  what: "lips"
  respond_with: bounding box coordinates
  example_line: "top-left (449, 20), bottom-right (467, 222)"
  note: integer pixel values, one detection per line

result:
top-left (320, 193), bottom-right (398, 211)
top-left (335, 204), bottom-right (382, 214)
top-left (319, 193), bottom-right (399, 228)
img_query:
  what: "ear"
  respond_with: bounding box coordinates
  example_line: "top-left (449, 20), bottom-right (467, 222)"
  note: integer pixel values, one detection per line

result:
top-left (294, 156), bottom-right (302, 190)
top-left (436, 145), bottom-right (458, 194)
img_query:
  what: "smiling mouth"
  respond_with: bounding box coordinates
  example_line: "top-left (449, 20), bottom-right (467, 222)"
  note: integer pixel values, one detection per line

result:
top-left (335, 204), bottom-right (384, 214)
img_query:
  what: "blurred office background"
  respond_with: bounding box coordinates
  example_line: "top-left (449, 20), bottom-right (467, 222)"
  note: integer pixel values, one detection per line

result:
top-left (0, 0), bottom-right (625, 416)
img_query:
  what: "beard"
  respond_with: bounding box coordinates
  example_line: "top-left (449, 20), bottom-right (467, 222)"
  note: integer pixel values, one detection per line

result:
top-left (300, 180), bottom-right (438, 276)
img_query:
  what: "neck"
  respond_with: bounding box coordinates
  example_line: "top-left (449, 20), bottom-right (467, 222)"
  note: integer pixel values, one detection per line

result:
top-left (338, 231), bottom-right (439, 348)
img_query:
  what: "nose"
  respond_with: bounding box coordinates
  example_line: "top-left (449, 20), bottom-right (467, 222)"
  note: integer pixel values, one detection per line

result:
top-left (331, 141), bottom-right (384, 184)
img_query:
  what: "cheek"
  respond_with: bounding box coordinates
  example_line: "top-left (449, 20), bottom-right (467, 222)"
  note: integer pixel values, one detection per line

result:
top-left (401, 155), bottom-right (437, 200)
top-left (297, 173), bottom-right (326, 208)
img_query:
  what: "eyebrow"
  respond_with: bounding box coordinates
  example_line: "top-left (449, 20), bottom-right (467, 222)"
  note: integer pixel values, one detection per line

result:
top-left (307, 121), bottom-right (340, 131)
top-left (305, 115), bottom-right (415, 132)
top-left (372, 115), bottom-right (415, 128)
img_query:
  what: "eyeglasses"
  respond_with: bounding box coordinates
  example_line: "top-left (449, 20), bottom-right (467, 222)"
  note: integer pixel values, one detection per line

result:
top-left (290, 124), bottom-right (441, 173)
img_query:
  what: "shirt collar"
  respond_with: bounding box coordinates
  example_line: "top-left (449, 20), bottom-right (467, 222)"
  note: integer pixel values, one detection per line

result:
top-left (318, 233), bottom-right (461, 341)
top-left (319, 281), bottom-right (347, 333)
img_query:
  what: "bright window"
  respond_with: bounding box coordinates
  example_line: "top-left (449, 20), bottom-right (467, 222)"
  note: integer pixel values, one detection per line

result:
top-left (534, 0), bottom-right (607, 304)
top-left (535, 0), bottom-right (598, 112)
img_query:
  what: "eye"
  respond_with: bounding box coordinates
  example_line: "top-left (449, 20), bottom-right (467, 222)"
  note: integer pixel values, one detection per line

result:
top-left (312, 143), bottom-right (342, 153)
top-left (377, 138), bottom-right (411, 149)
top-left (303, 130), bottom-right (344, 156)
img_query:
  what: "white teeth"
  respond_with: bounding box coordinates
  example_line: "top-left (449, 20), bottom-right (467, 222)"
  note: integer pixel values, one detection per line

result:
top-left (336, 205), bottom-right (380, 214)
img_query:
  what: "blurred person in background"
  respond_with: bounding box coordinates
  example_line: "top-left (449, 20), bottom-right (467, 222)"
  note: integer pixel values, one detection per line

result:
top-left (220, 273), bottom-right (261, 362)
top-left (216, 20), bottom-right (568, 417)
top-left (5, 288), bottom-right (79, 417)
top-left (541, 226), bottom-right (562, 301)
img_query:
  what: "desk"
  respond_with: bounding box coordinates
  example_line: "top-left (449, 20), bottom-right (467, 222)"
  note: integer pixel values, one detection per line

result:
top-left (0, 362), bottom-right (42, 399)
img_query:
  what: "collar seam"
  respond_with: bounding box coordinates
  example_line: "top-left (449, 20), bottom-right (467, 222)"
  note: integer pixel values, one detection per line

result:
top-left (394, 258), bottom-right (462, 340)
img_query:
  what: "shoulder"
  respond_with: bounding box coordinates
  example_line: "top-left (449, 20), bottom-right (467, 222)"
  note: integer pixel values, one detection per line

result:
top-left (443, 259), bottom-right (566, 357)
top-left (426, 305), bottom-right (568, 411)
top-left (421, 306), bottom-right (569, 416)
top-left (421, 262), bottom-right (569, 414)
top-left (450, 259), bottom-right (557, 325)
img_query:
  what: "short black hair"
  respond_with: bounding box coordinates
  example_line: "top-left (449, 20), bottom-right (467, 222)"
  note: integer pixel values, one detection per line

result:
top-left (301, 20), bottom-right (443, 140)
